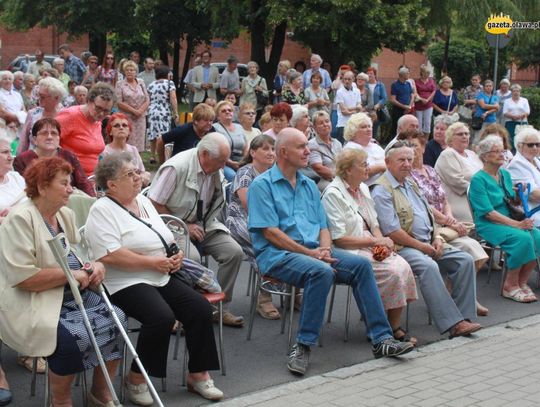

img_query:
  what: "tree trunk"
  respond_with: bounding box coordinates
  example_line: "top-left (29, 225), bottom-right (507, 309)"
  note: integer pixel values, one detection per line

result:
top-left (249, 0), bottom-right (287, 89)
top-left (179, 36), bottom-right (194, 95)
top-left (88, 32), bottom-right (107, 62)
top-left (158, 40), bottom-right (169, 66)
top-left (441, 24), bottom-right (451, 76)
top-left (172, 39), bottom-right (181, 87)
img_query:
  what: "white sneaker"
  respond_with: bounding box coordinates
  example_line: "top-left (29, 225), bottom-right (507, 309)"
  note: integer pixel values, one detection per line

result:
top-left (125, 380), bottom-right (153, 406)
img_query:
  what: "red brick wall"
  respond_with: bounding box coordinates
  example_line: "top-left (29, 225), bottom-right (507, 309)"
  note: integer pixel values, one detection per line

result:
top-left (372, 48), bottom-right (430, 90)
top-left (0, 26), bottom-right (89, 68)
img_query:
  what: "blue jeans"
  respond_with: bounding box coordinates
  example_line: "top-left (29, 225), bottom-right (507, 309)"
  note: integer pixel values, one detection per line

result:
top-left (266, 248), bottom-right (392, 346)
top-left (331, 109), bottom-right (338, 138)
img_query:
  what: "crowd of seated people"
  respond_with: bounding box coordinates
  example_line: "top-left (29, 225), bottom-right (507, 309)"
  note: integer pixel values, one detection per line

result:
top-left (1, 46), bottom-right (539, 406)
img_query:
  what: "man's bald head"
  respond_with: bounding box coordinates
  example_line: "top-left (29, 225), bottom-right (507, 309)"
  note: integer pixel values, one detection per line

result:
top-left (275, 127), bottom-right (305, 156)
top-left (275, 127), bottom-right (310, 170)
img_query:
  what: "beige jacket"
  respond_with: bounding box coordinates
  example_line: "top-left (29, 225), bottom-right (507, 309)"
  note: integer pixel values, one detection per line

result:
top-left (435, 148), bottom-right (483, 223)
top-left (0, 201), bottom-right (80, 356)
top-left (191, 65), bottom-right (220, 103)
top-left (151, 148), bottom-right (228, 234)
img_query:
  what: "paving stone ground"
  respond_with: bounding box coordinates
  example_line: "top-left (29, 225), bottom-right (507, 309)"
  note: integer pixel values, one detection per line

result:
top-left (219, 314), bottom-right (540, 407)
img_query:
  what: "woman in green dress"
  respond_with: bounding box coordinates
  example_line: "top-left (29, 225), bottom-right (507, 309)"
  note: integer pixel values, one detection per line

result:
top-left (469, 135), bottom-right (540, 303)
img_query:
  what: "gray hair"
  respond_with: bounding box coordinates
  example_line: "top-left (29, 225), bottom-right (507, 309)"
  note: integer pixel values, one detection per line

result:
top-left (247, 61), bottom-right (259, 70)
top-left (287, 69), bottom-right (302, 83)
top-left (197, 132), bottom-right (230, 157)
top-left (510, 84), bottom-right (522, 91)
top-left (396, 114), bottom-right (417, 132)
top-left (0, 71), bottom-right (14, 81)
top-left (433, 113), bottom-right (457, 128)
top-left (38, 77), bottom-right (67, 99)
top-left (311, 110), bottom-right (331, 126)
top-left (445, 121), bottom-right (468, 145)
top-left (88, 82), bottom-right (116, 103)
top-left (74, 85), bottom-right (88, 95)
top-left (0, 128), bottom-right (11, 146)
top-left (514, 127), bottom-right (540, 150)
top-left (290, 105), bottom-right (309, 127)
top-left (13, 71), bottom-right (24, 79)
top-left (23, 73), bottom-right (35, 84)
top-left (477, 135), bottom-right (503, 161)
top-left (344, 112), bottom-right (372, 142)
top-left (94, 152), bottom-right (132, 190)
top-left (53, 58), bottom-right (64, 67)
top-left (311, 54), bottom-right (323, 64)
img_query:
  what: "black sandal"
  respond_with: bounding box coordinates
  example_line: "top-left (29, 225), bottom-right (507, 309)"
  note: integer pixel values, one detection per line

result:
top-left (393, 326), bottom-right (417, 346)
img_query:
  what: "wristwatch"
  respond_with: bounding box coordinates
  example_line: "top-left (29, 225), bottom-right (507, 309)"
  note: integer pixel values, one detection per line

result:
top-left (82, 262), bottom-right (94, 275)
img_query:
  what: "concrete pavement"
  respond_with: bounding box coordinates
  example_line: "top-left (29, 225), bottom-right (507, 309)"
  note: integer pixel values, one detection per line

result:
top-left (220, 314), bottom-right (540, 407)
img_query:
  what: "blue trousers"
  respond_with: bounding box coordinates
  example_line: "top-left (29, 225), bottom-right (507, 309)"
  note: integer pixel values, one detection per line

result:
top-left (266, 248), bottom-right (393, 346)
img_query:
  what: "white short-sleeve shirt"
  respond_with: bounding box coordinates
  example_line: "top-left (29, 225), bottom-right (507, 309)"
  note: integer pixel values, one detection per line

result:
top-left (85, 194), bottom-right (174, 294)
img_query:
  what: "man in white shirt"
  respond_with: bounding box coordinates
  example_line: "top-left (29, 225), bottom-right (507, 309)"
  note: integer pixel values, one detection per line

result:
top-left (334, 71), bottom-right (362, 143)
top-left (27, 50), bottom-right (51, 79)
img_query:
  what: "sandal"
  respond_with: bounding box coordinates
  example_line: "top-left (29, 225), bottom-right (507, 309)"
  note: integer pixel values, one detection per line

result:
top-left (392, 327), bottom-right (417, 347)
top-left (257, 301), bottom-right (281, 320)
top-left (17, 356), bottom-right (46, 374)
top-left (503, 288), bottom-right (535, 303)
top-left (520, 284), bottom-right (538, 302)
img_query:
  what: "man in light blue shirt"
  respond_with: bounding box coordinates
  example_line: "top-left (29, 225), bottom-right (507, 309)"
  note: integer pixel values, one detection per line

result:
top-left (302, 54), bottom-right (332, 91)
top-left (248, 128), bottom-right (413, 376)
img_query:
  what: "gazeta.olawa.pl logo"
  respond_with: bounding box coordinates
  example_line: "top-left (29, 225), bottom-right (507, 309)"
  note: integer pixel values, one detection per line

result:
top-left (485, 13), bottom-right (539, 34)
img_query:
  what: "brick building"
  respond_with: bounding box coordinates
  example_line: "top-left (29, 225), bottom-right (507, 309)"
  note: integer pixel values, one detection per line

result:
top-left (1, 25), bottom-right (536, 88)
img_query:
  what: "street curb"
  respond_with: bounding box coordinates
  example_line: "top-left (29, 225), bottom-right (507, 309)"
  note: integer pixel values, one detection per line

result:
top-left (217, 313), bottom-right (540, 406)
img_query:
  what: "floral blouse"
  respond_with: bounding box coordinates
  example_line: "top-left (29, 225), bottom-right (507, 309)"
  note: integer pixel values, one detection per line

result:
top-left (282, 88), bottom-right (306, 105)
top-left (410, 165), bottom-right (447, 212)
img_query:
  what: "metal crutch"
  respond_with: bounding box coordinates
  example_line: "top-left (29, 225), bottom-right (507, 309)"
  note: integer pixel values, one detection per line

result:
top-left (47, 233), bottom-right (165, 407)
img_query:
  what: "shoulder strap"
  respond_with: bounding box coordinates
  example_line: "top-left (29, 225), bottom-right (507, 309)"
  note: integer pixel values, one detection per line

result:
top-left (106, 196), bottom-right (173, 256)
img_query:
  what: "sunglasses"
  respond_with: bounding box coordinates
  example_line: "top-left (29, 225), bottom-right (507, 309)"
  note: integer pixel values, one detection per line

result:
top-left (523, 142), bottom-right (540, 148)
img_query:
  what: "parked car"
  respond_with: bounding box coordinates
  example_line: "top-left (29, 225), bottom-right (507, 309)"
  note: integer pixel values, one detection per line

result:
top-left (7, 54), bottom-right (60, 72)
top-left (210, 62), bottom-right (248, 82)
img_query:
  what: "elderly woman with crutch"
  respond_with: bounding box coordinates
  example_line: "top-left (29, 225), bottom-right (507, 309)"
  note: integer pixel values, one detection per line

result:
top-left (0, 156), bottom-right (126, 407)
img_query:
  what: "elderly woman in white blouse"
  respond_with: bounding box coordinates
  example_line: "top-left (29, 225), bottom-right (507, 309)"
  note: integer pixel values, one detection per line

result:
top-left (322, 149), bottom-right (417, 344)
top-left (342, 112), bottom-right (386, 186)
top-left (435, 122), bottom-right (483, 223)
top-left (503, 84), bottom-right (530, 151)
top-left (507, 128), bottom-right (540, 227)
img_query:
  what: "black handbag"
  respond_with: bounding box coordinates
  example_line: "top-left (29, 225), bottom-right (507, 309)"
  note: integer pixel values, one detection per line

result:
top-left (376, 106), bottom-right (390, 123)
top-left (500, 171), bottom-right (526, 221)
top-left (471, 115), bottom-right (483, 130)
top-left (255, 78), bottom-right (269, 108)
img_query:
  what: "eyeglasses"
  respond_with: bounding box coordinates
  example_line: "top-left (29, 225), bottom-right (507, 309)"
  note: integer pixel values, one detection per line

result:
top-left (220, 109), bottom-right (233, 113)
top-left (112, 123), bottom-right (129, 128)
top-left (119, 169), bottom-right (142, 179)
top-left (36, 130), bottom-right (59, 137)
top-left (488, 149), bottom-right (505, 155)
top-left (523, 142), bottom-right (540, 148)
top-left (243, 111), bottom-right (255, 116)
top-left (454, 131), bottom-right (470, 137)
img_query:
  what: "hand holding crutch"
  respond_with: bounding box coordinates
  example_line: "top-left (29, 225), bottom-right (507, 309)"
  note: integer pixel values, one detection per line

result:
top-left (47, 233), bottom-right (165, 407)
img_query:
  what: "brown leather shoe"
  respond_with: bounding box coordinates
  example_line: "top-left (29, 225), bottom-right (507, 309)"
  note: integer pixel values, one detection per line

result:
top-left (449, 320), bottom-right (482, 339)
top-left (214, 311), bottom-right (244, 327)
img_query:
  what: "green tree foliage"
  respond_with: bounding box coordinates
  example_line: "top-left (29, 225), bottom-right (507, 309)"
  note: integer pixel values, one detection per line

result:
top-left (522, 87), bottom-right (540, 128)
top-left (0, 0), bottom-right (137, 58)
top-left (427, 38), bottom-right (490, 89)
top-left (272, 0), bottom-right (429, 74)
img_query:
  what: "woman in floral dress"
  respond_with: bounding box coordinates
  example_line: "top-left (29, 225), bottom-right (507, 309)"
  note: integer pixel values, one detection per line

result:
top-left (146, 65), bottom-right (178, 164)
top-left (115, 60), bottom-right (149, 152)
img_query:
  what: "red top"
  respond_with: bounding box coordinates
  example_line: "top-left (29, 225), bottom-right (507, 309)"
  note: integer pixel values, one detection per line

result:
top-left (13, 148), bottom-right (96, 197)
top-left (414, 78), bottom-right (436, 111)
top-left (56, 105), bottom-right (104, 175)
